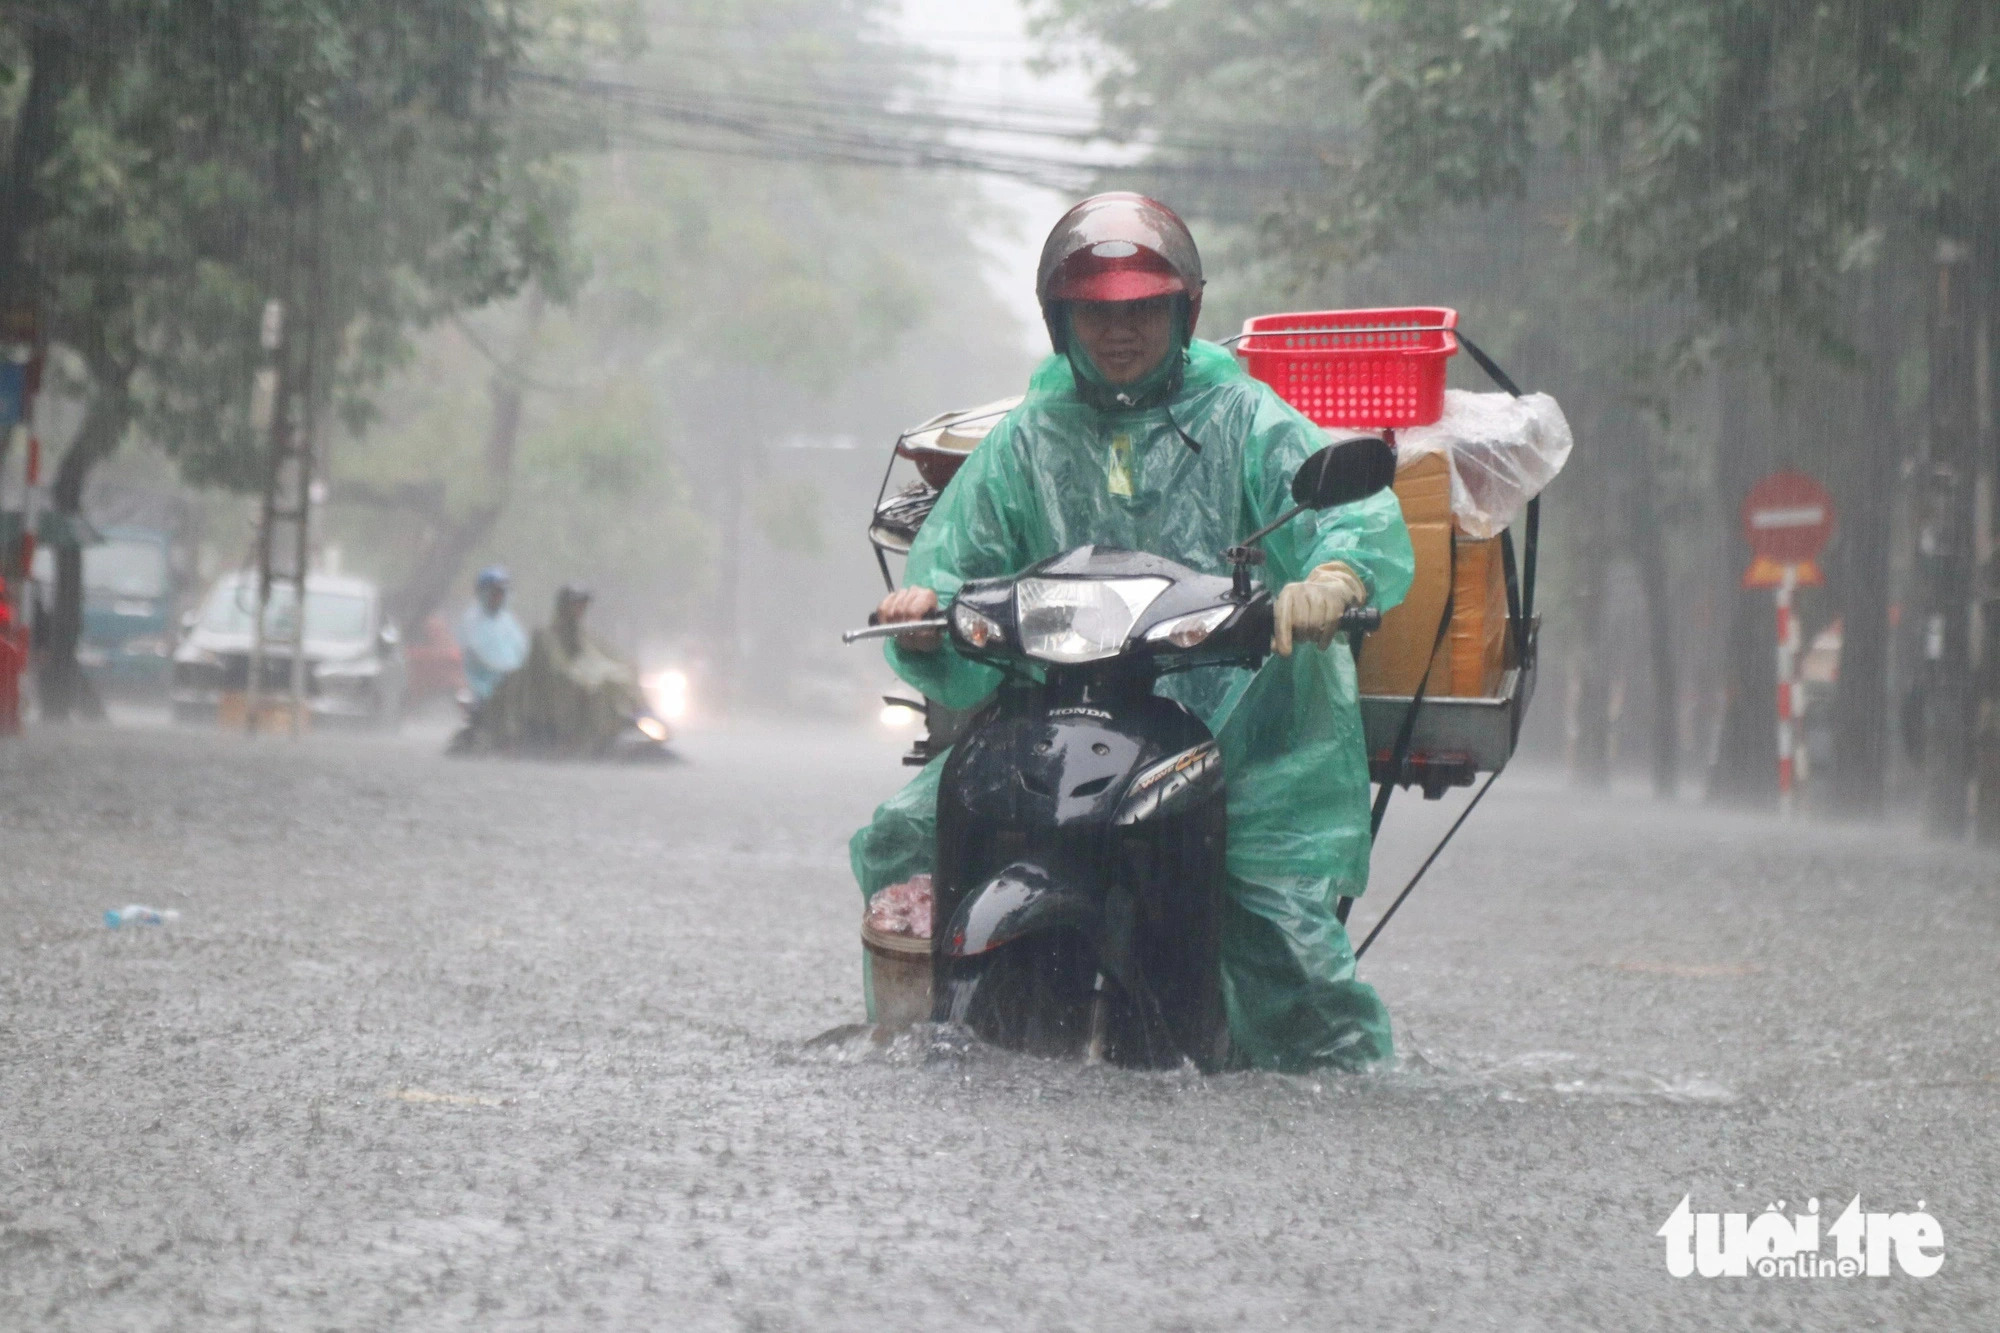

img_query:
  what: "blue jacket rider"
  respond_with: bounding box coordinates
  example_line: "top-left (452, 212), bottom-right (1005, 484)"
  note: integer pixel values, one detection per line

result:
top-left (456, 566), bottom-right (528, 702)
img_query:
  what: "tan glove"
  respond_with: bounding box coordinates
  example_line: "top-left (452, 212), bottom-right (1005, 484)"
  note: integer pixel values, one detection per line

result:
top-left (1271, 561), bottom-right (1367, 657)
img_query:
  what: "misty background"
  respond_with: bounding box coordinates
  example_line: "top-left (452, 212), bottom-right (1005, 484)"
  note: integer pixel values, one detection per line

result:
top-left (5, 0), bottom-right (1996, 833)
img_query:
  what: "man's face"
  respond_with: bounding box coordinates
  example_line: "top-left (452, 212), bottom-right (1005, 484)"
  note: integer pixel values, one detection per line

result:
top-left (1070, 296), bottom-right (1176, 385)
top-left (479, 583), bottom-right (507, 614)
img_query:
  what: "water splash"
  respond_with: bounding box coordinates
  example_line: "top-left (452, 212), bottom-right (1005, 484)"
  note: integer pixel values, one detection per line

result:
top-left (1389, 1047), bottom-right (1738, 1106)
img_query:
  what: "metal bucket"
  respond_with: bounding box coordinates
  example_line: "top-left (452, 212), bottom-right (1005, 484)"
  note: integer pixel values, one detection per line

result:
top-left (861, 922), bottom-right (931, 1029)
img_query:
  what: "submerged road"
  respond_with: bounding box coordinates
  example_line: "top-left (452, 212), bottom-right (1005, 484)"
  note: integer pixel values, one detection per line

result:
top-left (1, 718), bottom-right (1996, 1330)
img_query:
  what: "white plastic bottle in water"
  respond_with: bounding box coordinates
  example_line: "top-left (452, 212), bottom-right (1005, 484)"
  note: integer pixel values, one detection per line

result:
top-left (104, 905), bottom-right (180, 928)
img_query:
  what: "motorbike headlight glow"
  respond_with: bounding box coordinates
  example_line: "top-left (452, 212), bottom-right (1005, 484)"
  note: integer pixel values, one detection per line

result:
top-left (952, 602), bottom-right (1006, 650)
top-left (1143, 605), bottom-right (1235, 650)
top-left (1016, 577), bottom-right (1169, 664)
top-left (643, 669), bottom-right (690, 721)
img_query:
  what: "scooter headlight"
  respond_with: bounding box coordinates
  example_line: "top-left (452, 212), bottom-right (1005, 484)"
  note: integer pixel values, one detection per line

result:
top-left (1016, 577), bottom-right (1169, 664)
top-left (1143, 605), bottom-right (1234, 650)
top-left (952, 601), bottom-right (1006, 650)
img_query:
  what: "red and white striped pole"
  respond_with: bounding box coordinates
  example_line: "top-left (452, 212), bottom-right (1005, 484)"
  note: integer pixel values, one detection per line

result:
top-left (1774, 564), bottom-right (1800, 817)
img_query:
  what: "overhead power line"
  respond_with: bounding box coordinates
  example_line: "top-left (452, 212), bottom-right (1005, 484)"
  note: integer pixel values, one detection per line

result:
top-left (518, 68), bottom-right (1344, 193)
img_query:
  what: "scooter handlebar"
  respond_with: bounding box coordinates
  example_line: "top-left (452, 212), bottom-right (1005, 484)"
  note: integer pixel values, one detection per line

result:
top-left (842, 615), bottom-right (948, 645)
top-left (842, 605), bottom-right (1376, 646)
top-left (1341, 606), bottom-right (1382, 634)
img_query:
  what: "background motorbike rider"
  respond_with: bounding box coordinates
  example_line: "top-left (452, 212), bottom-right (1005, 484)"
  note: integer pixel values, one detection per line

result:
top-left (854, 192), bottom-right (1416, 1071)
top-left (456, 565), bottom-right (528, 704)
top-left (476, 584), bottom-right (647, 754)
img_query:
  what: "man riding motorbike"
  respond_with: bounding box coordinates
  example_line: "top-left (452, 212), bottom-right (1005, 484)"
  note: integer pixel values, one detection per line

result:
top-left (474, 584), bottom-right (649, 755)
top-left (852, 193), bottom-right (1415, 1071)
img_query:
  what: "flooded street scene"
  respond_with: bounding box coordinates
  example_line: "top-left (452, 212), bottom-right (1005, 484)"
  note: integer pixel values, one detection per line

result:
top-left (4, 721), bottom-right (1993, 1329)
top-left (4, 0), bottom-right (1999, 1328)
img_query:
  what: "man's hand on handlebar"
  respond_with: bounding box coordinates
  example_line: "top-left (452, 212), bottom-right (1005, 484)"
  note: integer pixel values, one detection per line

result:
top-left (1272, 561), bottom-right (1368, 657)
top-left (876, 586), bottom-right (942, 652)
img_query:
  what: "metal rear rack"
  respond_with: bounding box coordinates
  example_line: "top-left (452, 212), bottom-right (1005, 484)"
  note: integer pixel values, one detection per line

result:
top-left (1361, 619), bottom-right (1539, 797)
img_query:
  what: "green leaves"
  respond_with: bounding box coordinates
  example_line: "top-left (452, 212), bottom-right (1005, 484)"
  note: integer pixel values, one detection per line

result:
top-left (1044, 0), bottom-right (1994, 355)
top-left (1, 0), bottom-right (609, 489)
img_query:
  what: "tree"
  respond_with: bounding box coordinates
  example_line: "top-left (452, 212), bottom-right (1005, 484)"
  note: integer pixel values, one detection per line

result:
top-left (1034, 0), bottom-right (1711, 797)
top-left (1346, 0), bottom-right (1999, 825)
top-left (321, 0), bottom-right (1020, 713)
top-left (1037, 0), bottom-right (2000, 819)
top-left (3, 0), bottom-right (604, 716)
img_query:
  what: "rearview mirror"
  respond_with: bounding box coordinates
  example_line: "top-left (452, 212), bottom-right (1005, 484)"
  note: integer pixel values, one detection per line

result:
top-left (1292, 437), bottom-right (1395, 510)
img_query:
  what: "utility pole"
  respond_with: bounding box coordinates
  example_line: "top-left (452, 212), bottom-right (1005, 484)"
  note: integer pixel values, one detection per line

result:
top-left (284, 230), bottom-right (326, 727)
top-left (244, 125), bottom-right (323, 737)
top-left (244, 296), bottom-right (290, 733)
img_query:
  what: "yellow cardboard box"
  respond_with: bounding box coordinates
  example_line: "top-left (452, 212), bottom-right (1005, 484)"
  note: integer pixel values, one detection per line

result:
top-left (1356, 452), bottom-right (1511, 698)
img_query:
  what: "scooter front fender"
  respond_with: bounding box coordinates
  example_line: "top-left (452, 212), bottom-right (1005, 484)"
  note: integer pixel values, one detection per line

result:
top-left (943, 860), bottom-right (1101, 958)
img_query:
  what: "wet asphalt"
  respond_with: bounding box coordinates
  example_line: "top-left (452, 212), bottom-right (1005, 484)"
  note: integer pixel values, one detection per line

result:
top-left (1, 717), bottom-right (1996, 1331)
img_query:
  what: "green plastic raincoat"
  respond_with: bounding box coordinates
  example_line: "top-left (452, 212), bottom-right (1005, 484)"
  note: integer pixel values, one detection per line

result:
top-left (850, 338), bottom-right (1414, 1070)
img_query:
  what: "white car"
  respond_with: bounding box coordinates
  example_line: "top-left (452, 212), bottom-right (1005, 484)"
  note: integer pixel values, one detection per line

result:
top-left (171, 572), bottom-right (406, 728)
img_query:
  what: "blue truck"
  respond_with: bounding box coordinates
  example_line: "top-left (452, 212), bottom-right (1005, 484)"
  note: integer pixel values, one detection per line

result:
top-left (33, 525), bottom-right (179, 695)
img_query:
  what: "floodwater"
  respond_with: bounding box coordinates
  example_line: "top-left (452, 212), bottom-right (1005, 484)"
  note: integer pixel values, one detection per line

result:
top-left (2, 719), bottom-right (1996, 1329)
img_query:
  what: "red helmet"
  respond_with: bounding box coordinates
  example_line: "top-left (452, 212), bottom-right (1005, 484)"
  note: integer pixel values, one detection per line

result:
top-left (1036, 193), bottom-right (1204, 353)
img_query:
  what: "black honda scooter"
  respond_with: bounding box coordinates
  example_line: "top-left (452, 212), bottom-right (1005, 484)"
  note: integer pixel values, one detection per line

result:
top-left (844, 438), bottom-right (1394, 1070)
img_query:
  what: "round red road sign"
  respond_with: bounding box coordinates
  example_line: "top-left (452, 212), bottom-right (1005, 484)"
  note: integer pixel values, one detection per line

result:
top-left (1742, 470), bottom-right (1835, 565)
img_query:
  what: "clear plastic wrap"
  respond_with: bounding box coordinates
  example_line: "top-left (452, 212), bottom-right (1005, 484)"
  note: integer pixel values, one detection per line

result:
top-left (1364, 389), bottom-right (1573, 539)
top-left (863, 874), bottom-right (933, 938)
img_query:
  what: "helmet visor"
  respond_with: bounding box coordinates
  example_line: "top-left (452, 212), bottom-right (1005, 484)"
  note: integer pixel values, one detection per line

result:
top-left (1047, 248), bottom-right (1186, 303)
top-left (1036, 193), bottom-right (1203, 305)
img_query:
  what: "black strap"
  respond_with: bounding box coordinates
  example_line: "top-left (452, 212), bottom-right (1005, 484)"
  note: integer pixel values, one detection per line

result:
top-left (1522, 495), bottom-right (1539, 626)
top-left (1373, 535), bottom-right (1456, 837)
top-left (1163, 404), bottom-right (1204, 454)
top-left (1453, 331), bottom-right (1523, 397)
top-left (1337, 536), bottom-right (1455, 926)
top-left (1355, 770), bottom-right (1500, 960)
top-left (1459, 328), bottom-right (1536, 663)
top-left (1500, 528), bottom-right (1523, 671)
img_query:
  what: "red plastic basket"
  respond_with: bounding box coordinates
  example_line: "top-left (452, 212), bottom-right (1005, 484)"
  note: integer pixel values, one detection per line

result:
top-left (1234, 307), bottom-right (1459, 428)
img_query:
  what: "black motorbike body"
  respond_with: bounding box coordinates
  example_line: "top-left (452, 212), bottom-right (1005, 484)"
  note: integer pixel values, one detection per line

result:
top-left (929, 547), bottom-right (1296, 1071)
top-left (935, 667), bottom-right (1231, 1069)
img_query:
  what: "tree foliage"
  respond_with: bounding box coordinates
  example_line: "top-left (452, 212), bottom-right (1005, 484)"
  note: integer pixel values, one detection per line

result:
top-left (1036, 0), bottom-right (2000, 809)
top-left (0, 0), bottom-right (627, 716)
top-left (1041, 0), bottom-right (1999, 343)
top-left (3, 0), bottom-right (618, 488)
top-left (321, 0), bottom-right (1019, 663)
